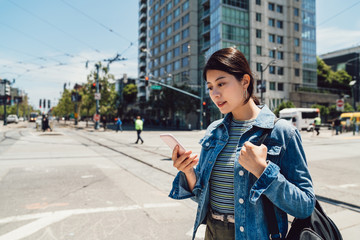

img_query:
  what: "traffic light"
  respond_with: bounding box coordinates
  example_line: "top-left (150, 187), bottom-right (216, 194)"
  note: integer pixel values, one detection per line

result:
top-left (91, 82), bottom-right (102, 91)
top-left (43, 99), bottom-right (46, 108)
top-left (48, 99), bottom-right (51, 108)
top-left (39, 99), bottom-right (42, 108)
top-left (145, 76), bottom-right (149, 86)
top-left (202, 101), bottom-right (206, 106)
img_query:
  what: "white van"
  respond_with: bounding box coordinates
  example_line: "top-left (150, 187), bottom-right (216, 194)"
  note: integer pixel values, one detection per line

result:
top-left (279, 108), bottom-right (320, 131)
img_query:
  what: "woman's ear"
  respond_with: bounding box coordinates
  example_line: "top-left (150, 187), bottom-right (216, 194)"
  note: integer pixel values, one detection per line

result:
top-left (242, 74), bottom-right (250, 88)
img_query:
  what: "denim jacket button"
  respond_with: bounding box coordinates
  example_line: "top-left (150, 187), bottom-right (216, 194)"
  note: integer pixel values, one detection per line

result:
top-left (239, 170), bottom-right (244, 176)
top-left (240, 226), bottom-right (244, 232)
top-left (205, 142), bottom-right (210, 146)
top-left (239, 198), bottom-right (244, 204)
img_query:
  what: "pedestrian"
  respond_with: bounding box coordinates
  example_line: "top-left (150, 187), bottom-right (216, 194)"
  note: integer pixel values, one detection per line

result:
top-left (134, 116), bottom-right (144, 144)
top-left (169, 48), bottom-right (315, 240)
top-left (102, 115), bottom-right (107, 131)
top-left (41, 115), bottom-right (52, 132)
top-left (116, 117), bottom-right (123, 132)
top-left (314, 116), bottom-right (321, 135)
top-left (334, 117), bottom-right (341, 135)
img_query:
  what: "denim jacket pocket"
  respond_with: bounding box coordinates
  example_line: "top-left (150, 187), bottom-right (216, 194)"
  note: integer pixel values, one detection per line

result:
top-left (266, 145), bottom-right (282, 164)
top-left (200, 137), bottom-right (217, 150)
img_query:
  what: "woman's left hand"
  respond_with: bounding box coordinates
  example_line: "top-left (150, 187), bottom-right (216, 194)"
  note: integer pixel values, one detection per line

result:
top-left (238, 141), bottom-right (268, 178)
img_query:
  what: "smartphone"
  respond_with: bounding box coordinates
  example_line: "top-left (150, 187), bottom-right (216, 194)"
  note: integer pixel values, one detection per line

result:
top-left (160, 133), bottom-right (186, 155)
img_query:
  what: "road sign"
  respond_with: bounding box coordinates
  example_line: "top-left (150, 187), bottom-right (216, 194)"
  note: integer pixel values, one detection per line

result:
top-left (336, 99), bottom-right (344, 111)
top-left (94, 93), bottom-right (101, 100)
top-left (93, 114), bottom-right (100, 121)
top-left (151, 85), bottom-right (162, 90)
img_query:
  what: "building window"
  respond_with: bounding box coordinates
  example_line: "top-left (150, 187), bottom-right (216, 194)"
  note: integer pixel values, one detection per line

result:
top-left (278, 82), bottom-right (284, 91)
top-left (268, 18), bottom-right (275, 27)
top-left (277, 20), bottom-right (283, 29)
top-left (182, 13), bottom-right (189, 25)
top-left (182, 56), bottom-right (189, 67)
top-left (166, 26), bottom-right (172, 36)
top-left (256, 62), bottom-right (262, 72)
top-left (256, 13), bottom-right (261, 22)
top-left (174, 20), bottom-right (180, 31)
top-left (182, 42), bottom-right (189, 53)
top-left (269, 34), bottom-right (275, 42)
top-left (174, 33), bottom-right (181, 43)
top-left (174, 60), bottom-right (180, 70)
top-left (277, 51), bottom-right (284, 60)
top-left (166, 14), bottom-right (172, 24)
top-left (268, 3), bottom-right (275, 11)
top-left (256, 29), bottom-right (262, 38)
top-left (256, 46), bottom-right (262, 55)
top-left (167, 1), bottom-right (172, 11)
top-left (277, 5), bottom-right (283, 13)
top-left (295, 68), bottom-right (300, 76)
top-left (269, 66), bottom-right (276, 74)
top-left (174, 7), bottom-right (181, 18)
top-left (166, 39), bottom-right (172, 48)
top-left (256, 0), bottom-right (261, 5)
top-left (277, 67), bottom-right (284, 75)
top-left (166, 51), bottom-right (172, 60)
top-left (294, 7), bottom-right (299, 16)
top-left (270, 82), bottom-right (276, 90)
top-left (269, 49), bottom-right (275, 58)
top-left (182, 28), bottom-right (189, 39)
top-left (295, 53), bottom-right (300, 62)
top-left (182, 0), bottom-right (189, 11)
top-left (173, 47), bottom-right (180, 57)
top-left (294, 22), bottom-right (299, 31)
top-left (295, 38), bottom-right (300, 46)
top-left (277, 35), bottom-right (283, 44)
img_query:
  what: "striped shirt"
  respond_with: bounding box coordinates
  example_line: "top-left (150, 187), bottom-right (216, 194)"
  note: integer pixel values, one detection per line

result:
top-left (209, 118), bottom-right (255, 214)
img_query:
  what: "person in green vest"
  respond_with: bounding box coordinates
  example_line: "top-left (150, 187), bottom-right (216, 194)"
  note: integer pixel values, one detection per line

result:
top-left (135, 116), bottom-right (144, 144)
top-left (314, 116), bottom-right (321, 136)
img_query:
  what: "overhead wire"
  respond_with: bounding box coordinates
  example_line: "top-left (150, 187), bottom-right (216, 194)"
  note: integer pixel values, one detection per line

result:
top-left (7, 0), bottom-right (102, 55)
top-left (317, 0), bottom-right (360, 26)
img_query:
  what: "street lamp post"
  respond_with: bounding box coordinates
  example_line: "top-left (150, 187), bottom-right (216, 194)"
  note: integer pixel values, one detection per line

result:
top-left (95, 64), bottom-right (100, 130)
top-left (350, 78), bottom-right (357, 111)
top-left (260, 60), bottom-right (276, 104)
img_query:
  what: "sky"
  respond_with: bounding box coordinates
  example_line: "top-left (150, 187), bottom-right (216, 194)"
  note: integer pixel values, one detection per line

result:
top-left (1, 0), bottom-right (360, 109)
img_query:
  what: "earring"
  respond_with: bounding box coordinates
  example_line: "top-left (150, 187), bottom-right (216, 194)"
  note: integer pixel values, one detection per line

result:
top-left (243, 89), bottom-right (248, 99)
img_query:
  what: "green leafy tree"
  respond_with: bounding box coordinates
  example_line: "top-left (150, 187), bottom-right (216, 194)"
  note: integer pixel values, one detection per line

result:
top-left (53, 89), bottom-right (74, 118)
top-left (82, 62), bottom-right (117, 117)
top-left (317, 57), bottom-right (352, 92)
top-left (123, 83), bottom-right (138, 103)
top-left (273, 101), bottom-right (296, 116)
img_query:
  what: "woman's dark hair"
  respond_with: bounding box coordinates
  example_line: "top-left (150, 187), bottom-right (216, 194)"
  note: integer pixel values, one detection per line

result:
top-left (203, 47), bottom-right (259, 105)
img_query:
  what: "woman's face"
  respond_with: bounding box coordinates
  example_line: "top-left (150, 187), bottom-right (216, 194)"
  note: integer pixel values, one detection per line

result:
top-left (206, 69), bottom-right (247, 115)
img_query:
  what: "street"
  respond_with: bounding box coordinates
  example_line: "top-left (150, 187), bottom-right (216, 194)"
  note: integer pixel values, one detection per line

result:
top-left (0, 121), bottom-right (359, 239)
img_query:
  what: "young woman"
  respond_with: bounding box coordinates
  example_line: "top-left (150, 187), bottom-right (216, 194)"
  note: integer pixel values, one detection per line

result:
top-left (169, 48), bottom-right (315, 240)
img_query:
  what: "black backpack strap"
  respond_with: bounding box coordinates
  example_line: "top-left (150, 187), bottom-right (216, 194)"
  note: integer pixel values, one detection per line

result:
top-left (257, 118), bottom-right (282, 240)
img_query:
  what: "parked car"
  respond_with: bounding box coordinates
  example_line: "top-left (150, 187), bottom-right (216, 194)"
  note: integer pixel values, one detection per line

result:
top-left (6, 114), bottom-right (19, 124)
top-left (18, 117), bottom-right (25, 122)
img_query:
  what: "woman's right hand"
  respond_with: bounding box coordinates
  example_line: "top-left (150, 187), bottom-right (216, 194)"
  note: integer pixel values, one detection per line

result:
top-left (172, 145), bottom-right (199, 175)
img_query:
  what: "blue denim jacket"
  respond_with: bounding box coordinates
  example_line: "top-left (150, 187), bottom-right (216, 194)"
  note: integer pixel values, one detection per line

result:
top-left (169, 105), bottom-right (315, 240)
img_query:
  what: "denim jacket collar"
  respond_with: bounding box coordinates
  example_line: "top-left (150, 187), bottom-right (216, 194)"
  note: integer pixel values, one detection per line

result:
top-left (215, 105), bottom-right (276, 132)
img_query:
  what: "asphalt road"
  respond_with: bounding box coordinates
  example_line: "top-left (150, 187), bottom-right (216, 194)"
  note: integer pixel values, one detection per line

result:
top-left (0, 121), bottom-right (359, 239)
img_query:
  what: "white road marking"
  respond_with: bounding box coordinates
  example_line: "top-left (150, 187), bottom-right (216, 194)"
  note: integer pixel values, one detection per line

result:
top-left (0, 202), bottom-right (181, 240)
top-left (327, 184), bottom-right (358, 189)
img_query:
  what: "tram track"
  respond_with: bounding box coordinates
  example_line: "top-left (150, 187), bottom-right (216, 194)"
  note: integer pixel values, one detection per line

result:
top-left (69, 129), bottom-right (360, 214)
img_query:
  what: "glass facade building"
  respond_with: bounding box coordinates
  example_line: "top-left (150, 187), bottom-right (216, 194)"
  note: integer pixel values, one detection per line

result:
top-left (138, 0), bottom-right (317, 125)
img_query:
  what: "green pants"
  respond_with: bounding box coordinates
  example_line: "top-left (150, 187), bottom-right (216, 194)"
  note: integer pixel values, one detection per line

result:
top-left (205, 214), bottom-right (235, 240)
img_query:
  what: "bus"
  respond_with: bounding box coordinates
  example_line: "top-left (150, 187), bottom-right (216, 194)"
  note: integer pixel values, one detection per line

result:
top-left (29, 112), bottom-right (38, 122)
top-left (279, 108), bottom-right (320, 131)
